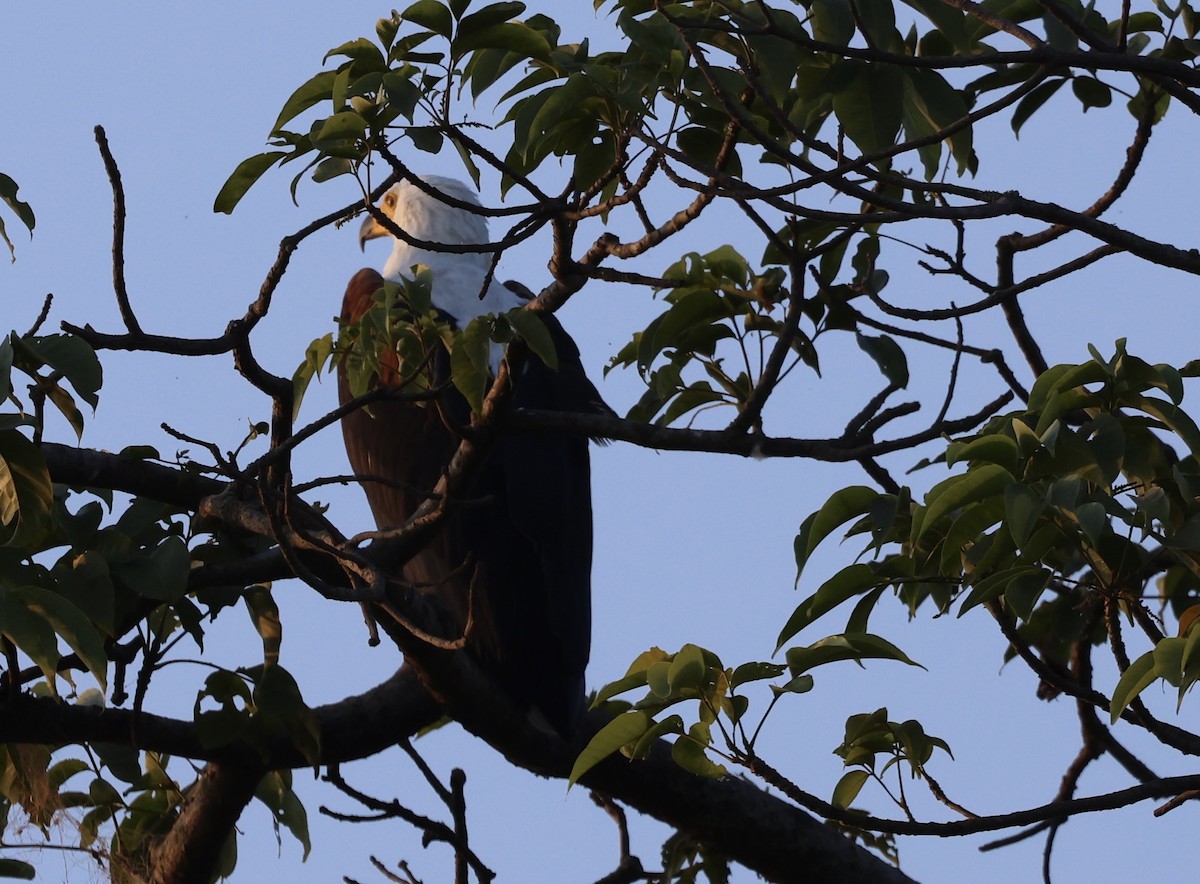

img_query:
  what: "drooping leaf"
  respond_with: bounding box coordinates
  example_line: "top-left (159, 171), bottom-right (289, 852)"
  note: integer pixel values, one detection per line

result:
top-left (244, 587), bottom-right (282, 668)
top-left (671, 732), bottom-right (727, 779)
top-left (11, 586), bottom-right (108, 691)
top-left (253, 665), bottom-right (321, 766)
top-left (505, 309), bottom-right (558, 370)
top-left (0, 600), bottom-right (60, 695)
top-left (214, 152), bottom-right (287, 214)
top-left (1110, 649), bottom-right (1159, 723)
top-left (794, 486), bottom-right (882, 582)
top-left (832, 769), bottom-right (871, 809)
top-left (778, 564), bottom-right (882, 651)
top-left (831, 61), bottom-right (904, 156)
top-left (855, 332), bottom-right (908, 388)
top-left (569, 710), bottom-right (651, 786)
top-left (255, 770), bottom-right (312, 859)
top-left (1011, 78), bottom-right (1066, 137)
top-left (450, 315), bottom-right (493, 413)
top-left (0, 430), bottom-right (53, 549)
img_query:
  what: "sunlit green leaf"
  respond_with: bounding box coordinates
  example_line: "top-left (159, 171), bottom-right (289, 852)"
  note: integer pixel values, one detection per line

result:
top-left (832, 769), bottom-right (870, 809)
top-left (0, 430), bottom-right (53, 549)
top-left (569, 710), bottom-right (651, 786)
top-left (1110, 649), bottom-right (1159, 723)
top-left (671, 731), bottom-right (727, 779)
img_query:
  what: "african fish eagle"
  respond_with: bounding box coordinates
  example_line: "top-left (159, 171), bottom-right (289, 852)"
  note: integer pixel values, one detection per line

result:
top-left (339, 176), bottom-right (606, 737)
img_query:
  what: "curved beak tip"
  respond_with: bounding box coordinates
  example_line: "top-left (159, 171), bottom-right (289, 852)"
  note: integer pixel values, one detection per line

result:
top-left (357, 213), bottom-right (376, 253)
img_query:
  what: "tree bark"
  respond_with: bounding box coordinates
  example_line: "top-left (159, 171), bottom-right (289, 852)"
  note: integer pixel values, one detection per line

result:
top-left (147, 757), bottom-right (263, 884)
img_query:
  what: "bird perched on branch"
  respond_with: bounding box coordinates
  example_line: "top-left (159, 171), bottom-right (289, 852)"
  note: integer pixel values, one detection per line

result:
top-left (339, 176), bottom-right (607, 737)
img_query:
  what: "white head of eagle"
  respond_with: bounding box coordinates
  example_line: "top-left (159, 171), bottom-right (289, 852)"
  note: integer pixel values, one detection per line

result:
top-left (358, 175), bottom-right (524, 330)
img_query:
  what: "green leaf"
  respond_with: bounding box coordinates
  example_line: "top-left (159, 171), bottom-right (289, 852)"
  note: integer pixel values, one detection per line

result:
top-left (214, 152), bottom-right (287, 214)
top-left (505, 309), bottom-right (558, 370)
top-left (0, 173), bottom-right (35, 234)
top-left (1004, 483), bottom-right (1044, 548)
top-left (832, 769), bottom-right (870, 809)
top-left (0, 335), bottom-right (13, 401)
top-left (0, 859), bottom-right (35, 880)
top-left (832, 61), bottom-right (904, 156)
top-left (1011, 78), bottom-right (1065, 137)
top-left (314, 111), bottom-right (368, 145)
top-left (569, 710), bottom-right (651, 786)
top-left (1072, 500), bottom-right (1108, 548)
top-left (854, 0), bottom-right (897, 46)
top-left (785, 633), bottom-right (922, 676)
top-left (450, 316), bottom-right (493, 413)
top-left (0, 173), bottom-right (34, 261)
top-left (810, 0), bottom-right (855, 44)
top-left (1110, 649), bottom-right (1158, 723)
top-left (671, 732), bottom-right (727, 779)
top-left (916, 463), bottom-right (1011, 544)
top-left (900, 68), bottom-right (973, 177)
top-left (271, 71), bottom-right (337, 134)
top-left (292, 332), bottom-right (335, 418)
top-left (253, 665), bottom-right (321, 766)
top-left (11, 586), bottom-right (108, 691)
top-left (666, 644), bottom-right (707, 694)
top-left (117, 536), bottom-right (190, 602)
top-left (629, 714), bottom-right (685, 759)
top-left (1001, 567), bottom-right (1052, 620)
top-left (794, 486), bottom-right (881, 582)
top-left (409, 126), bottom-right (445, 153)
top-left (0, 430), bottom-right (53, 549)
top-left (453, 22), bottom-right (552, 62)
top-left (677, 127), bottom-right (743, 178)
top-left (778, 564), bottom-right (881, 651)
top-left (244, 587), bottom-right (282, 668)
top-left (898, 0), bottom-right (973, 50)
top-left (323, 37), bottom-right (387, 72)
top-left (771, 674), bottom-right (815, 696)
top-left (729, 661), bottom-right (787, 688)
top-left (1127, 393), bottom-right (1200, 461)
top-left (16, 334), bottom-right (103, 409)
top-left (1071, 77), bottom-right (1112, 111)
top-left (855, 332), bottom-right (908, 388)
top-left (255, 770), bottom-right (312, 859)
top-left (0, 589), bottom-right (60, 687)
top-left (458, 1), bottom-right (527, 32)
top-left (945, 434), bottom-right (1019, 473)
top-left (404, 0), bottom-right (455, 37)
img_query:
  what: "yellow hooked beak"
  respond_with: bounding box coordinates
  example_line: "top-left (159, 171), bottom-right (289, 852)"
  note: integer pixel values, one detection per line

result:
top-left (358, 187), bottom-right (400, 251)
top-left (358, 211), bottom-right (390, 252)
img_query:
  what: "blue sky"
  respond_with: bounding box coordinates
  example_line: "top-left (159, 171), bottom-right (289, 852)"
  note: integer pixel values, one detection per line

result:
top-left (3, 2), bottom-right (1199, 881)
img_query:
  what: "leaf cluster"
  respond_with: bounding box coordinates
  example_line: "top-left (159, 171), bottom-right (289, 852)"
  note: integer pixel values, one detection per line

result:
top-left (789, 342), bottom-right (1200, 726)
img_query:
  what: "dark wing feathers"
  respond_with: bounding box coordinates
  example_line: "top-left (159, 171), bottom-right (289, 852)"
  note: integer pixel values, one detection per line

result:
top-left (338, 269), bottom-right (603, 735)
